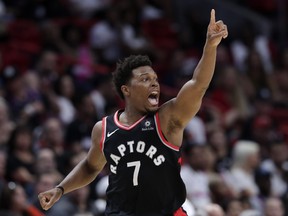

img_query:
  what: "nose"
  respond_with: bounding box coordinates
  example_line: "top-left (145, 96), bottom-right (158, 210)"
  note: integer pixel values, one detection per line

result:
top-left (151, 79), bottom-right (159, 87)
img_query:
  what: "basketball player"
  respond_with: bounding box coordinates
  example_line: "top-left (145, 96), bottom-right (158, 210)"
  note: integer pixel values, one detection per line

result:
top-left (38, 9), bottom-right (228, 216)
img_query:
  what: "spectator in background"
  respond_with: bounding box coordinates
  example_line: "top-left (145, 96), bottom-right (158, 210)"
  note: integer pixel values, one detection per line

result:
top-left (89, 7), bottom-right (122, 65)
top-left (35, 50), bottom-right (65, 118)
top-left (222, 140), bottom-right (261, 211)
top-left (34, 148), bottom-right (63, 183)
top-left (181, 144), bottom-right (212, 211)
top-left (241, 93), bottom-right (275, 152)
top-left (209, 174), bottom-right (236, 211)
top-left (230, 20), bottom-right (273, 74)
top-left (207, 65), bottom-right (250, 133)
top-left (264, 197), bottom-right (284, 216)
top-left (93, 175), bottom-right (109, 216)
top-left (53, 75), bottom-right (76, 125)
top-left (0, 97), bottom-right (15, 147)
top-left (60, 24), bottom-right (95, 82)
top-left (156, 49), bottom-right (198, 104)
top-left (119, 2), bottom-right (153, 56)
top-left (65, 93), bottom-right (98, 150)
top-left (261, 140), bottom-right (288, 197)
top-left (38, 117), bottom-right (65, 157)
top-left (208, 128), bottom-right (232, 172)
top-left (36, 50), bottom-right (59, 90)
top-left (5, 126), bottom-right (36, 188)
top-left (90, 74), bottom-right (119, 118)
top-left (202, 145), bottom-right (218, 174)
top-left (215, 45), bottom-right (233, 68)
top-left (0, 182), bottom-right (44, 216)
top-left (40, 21), bottom-right (69, 54)
top-left (244, 50), bottom-right (278, 100)
top-left (20, 71), bottom-right (45, 128)
top-left (254, 169), bottom-right (272, 204)
top-left (1, 66), bottom-right (44, 123)
top-left (184, 116), bottom-right (207, 145)
top-left (22, 72), bottom-right (42, 106)
top-left (255, 168), bottom-right (273, 215)
top-left (225, 199), bottom-right (244, 216)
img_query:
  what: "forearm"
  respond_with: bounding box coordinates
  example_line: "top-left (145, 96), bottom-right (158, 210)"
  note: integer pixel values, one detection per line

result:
top-left (57, 159), bottom-right (101, 194)
top-left (192, 42), bottom-right (217, 89)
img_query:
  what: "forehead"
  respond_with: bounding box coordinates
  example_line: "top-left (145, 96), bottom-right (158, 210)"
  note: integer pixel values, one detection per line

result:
top-left (132, 66), bottom-right (157, 77)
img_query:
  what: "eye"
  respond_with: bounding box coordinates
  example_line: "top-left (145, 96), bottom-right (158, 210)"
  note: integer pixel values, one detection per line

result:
top-left (141, 77), bottom-right (149, 82)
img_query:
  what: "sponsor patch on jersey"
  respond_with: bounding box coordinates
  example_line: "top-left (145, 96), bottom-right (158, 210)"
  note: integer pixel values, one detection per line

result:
top-left (142, 120), bottom-right (154, 131)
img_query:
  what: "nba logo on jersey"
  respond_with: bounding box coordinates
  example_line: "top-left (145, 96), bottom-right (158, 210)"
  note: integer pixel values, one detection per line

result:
top-left (142, 120), bottom-right (154, 131)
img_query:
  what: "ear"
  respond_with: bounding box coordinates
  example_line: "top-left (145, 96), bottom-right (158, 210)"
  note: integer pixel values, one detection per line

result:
top-left (121, 85), bottom-right (130, 97)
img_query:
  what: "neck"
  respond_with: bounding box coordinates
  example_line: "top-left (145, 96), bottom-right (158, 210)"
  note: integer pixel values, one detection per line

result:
top-left (119, 107), bottom-right (145, 126)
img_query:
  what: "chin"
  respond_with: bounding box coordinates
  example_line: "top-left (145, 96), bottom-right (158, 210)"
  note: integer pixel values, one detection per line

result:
top-left (146, 106), bottom-right (159, 113)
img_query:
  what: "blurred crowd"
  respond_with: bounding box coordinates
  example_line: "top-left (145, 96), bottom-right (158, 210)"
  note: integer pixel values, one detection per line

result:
top-left (0, 0), bottom-right (287, 216)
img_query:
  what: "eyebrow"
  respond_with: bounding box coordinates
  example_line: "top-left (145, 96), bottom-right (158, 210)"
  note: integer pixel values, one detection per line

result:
top-left (139, 71), bottom-right (158, 77)
top-left (139, 73), bottom-right (150, 77)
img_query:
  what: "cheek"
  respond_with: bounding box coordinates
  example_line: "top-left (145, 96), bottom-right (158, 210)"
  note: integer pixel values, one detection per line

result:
top-left (133, 93), bottom-right (147, 106)
top-left (130, 86), bottom-right (147, 99)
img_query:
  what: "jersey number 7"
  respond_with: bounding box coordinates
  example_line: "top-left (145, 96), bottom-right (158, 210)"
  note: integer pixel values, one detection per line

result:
top-left (127, 161), bottom-right (141, 186)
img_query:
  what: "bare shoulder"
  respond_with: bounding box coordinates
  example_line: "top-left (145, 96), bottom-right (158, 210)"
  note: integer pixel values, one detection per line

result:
top-left (91, 120), bottom-right (105, 146)
top-left (87, 119), bottom-right (106, 169)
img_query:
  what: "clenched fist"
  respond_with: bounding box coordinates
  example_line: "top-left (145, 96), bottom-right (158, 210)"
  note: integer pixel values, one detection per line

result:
top-left (38, 187), bottom-right (63, 210)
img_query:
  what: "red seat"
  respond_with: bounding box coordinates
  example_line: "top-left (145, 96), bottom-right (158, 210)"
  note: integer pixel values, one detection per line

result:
top-left (7, 20), bottom-right (40, 43)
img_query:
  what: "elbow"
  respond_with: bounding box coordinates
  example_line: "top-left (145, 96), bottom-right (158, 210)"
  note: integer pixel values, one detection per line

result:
top-left (83, 155), bottom-right (106, 176)
top-left (83, 158), bottom-right (99, 174)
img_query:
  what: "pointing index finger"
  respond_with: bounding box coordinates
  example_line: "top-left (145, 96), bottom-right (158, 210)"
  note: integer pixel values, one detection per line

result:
top-left (210, 9), bottom-right (216, 24)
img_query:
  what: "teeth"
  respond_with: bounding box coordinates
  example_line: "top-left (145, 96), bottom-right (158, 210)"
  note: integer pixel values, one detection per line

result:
top-left (151, 91), bottom-right (158, 96)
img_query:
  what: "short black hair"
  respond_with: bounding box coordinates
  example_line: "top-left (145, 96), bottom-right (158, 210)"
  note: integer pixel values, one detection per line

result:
top-left (112, 55), bottom-right (152, 99)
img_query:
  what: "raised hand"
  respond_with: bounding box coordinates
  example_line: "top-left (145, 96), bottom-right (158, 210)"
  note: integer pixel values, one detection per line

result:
top-left (38, 187), bottom-right (62, 210)
top-left (206, 9), bottom-right (228, 47)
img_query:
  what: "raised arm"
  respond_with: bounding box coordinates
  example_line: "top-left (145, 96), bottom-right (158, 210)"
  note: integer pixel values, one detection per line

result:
top-left (38, 121), bottom-right (106, 210)
top-left (161, 9), bottom-right (228, 127)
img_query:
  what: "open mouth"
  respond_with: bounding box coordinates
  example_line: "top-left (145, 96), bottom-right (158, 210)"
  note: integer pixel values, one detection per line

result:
top-left (148, 91), bottom-right (159, 106)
